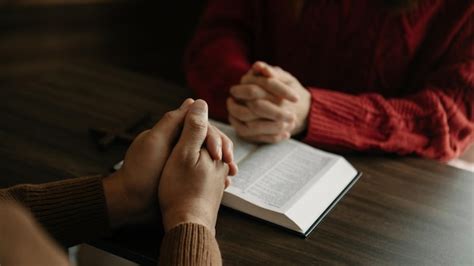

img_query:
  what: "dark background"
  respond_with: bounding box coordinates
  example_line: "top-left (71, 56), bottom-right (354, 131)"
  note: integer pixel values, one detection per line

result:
top-left (0, 0), bottom-right (206, 85)
top-left (1, 2), bottom-right (473, 265)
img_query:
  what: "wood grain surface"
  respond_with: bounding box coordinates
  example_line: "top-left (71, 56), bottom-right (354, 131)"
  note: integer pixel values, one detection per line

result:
top-left (0, 1), bottom-right (205, 84)
top-left (0, 63), bottom-right (472, 265)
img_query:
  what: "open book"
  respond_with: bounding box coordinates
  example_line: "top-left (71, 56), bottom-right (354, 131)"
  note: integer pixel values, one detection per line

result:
top-left (113, 121), bottom-right (360, 237)
top-left (212, 120), bottom-right (360, 237)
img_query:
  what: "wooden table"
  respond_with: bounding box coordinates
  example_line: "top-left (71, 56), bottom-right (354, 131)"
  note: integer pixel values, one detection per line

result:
top-left (1, 63), bottom-right (472, 265)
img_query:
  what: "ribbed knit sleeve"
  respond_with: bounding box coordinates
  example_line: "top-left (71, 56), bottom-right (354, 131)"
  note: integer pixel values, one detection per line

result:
top-left (159, 223), bottom-right (222, 266)
top-left (0, 176), bottom-right (110, 247)
top-left (184, 0), bottom-right (253, 121)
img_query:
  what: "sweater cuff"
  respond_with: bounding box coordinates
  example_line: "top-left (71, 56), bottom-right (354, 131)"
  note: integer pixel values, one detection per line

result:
top-left (303, 88), bottom-right (368, 150)
top-left (160, 223), bottom-right (222, 266)
top-left (4, 176), bottom-right (110, 247)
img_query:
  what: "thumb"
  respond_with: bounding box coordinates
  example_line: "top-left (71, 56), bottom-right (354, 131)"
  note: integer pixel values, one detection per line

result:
top-left (149, 98), bottom-right (194, 141)
top-left (175, 99), bottom-right (209, 162)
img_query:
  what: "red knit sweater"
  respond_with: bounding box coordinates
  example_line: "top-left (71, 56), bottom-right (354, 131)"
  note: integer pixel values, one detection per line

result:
top-left (185, 0), bottom-right (474, 161)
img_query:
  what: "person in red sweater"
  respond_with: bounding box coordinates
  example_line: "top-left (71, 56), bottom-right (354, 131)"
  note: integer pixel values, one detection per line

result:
top-left (185, 0), bottom-right (474, 161)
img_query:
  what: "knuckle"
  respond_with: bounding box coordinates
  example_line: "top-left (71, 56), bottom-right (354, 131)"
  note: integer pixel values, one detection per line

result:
top-left (188, 117), bottom-right (208, 131)
top-left (140, 130), bottom-right (157, 144)
top-left (162, 111), bottom-right (177, 121)
top-left (139, 129), bottom-right (151, 138)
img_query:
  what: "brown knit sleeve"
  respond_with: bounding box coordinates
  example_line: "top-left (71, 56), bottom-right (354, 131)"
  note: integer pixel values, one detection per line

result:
top-left (0, 176), bottom-right (110, 247)
top-left (159, 223), bottom-right (222, 266)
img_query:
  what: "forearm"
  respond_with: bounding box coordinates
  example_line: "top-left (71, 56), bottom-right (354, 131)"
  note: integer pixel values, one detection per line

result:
top-left (0, 175), bottom-right (110, 247)
top-left (303, 86), bottom-right (474, 160)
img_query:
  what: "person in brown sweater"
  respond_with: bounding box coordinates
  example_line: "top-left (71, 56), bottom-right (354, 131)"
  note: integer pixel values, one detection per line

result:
top-left (0, 99), bottom-right (236, 266)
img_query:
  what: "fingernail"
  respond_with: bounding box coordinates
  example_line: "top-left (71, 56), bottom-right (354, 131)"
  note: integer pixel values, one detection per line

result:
top-left (190, 99), bottom-right (208, 115)
top-left (217, 146), bottom-right (222, 160)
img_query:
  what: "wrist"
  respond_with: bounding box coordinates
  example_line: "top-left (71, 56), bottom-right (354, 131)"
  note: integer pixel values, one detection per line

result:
top-left (103, 173), bottom-right (135, 227)
top-left (293, 89), bottom-right (311, 135)
top-left (162, 206), bottom-right (216, 236)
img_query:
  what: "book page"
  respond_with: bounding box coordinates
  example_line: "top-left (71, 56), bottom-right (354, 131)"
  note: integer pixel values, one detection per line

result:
top-left (286, 158), bottom-right (358, 233)
top-left (211, 121), bottom-right (358, 233)
top-left (228, 140), bottom-right (338, 210)
top-left (211, 120), bottom-right (257, 163)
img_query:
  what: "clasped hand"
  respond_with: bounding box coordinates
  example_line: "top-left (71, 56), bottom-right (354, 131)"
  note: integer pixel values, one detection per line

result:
top-left (104, 99), bottom-right (237, 234)
top-left (227, 61), bottom-right (311, 143)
